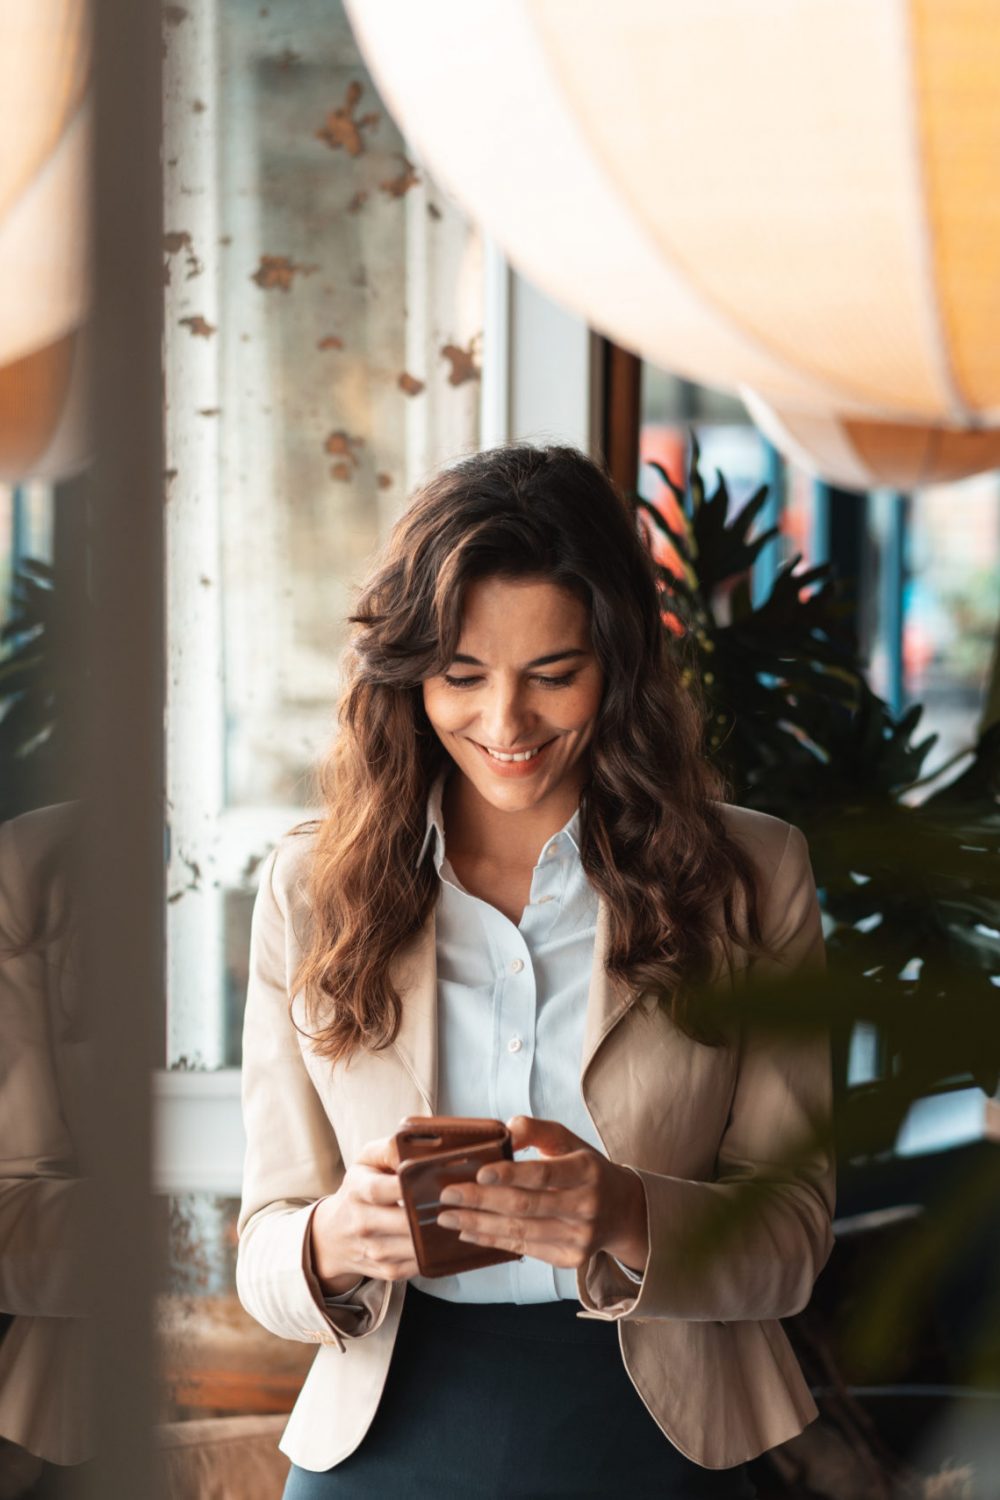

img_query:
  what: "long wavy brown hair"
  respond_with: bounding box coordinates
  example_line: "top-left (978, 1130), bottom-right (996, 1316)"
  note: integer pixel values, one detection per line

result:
top-left (294, 443), bottom-right (774, 1063)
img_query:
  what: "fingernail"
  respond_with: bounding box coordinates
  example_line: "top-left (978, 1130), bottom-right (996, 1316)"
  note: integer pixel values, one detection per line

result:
top-left (437, 1212), bottom-right (459, 1228)
top-left (477, 1169), bottom-right (498, 1184)
top-left (439, 1187), bottom-right (461, 1205)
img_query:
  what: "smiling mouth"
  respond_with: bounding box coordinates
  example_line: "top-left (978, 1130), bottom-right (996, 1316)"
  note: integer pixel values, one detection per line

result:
top-left (474, 738), bottom-right (556, 764)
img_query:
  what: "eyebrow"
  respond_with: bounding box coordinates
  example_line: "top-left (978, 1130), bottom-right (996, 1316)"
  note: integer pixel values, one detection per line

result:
top-left (451, 648), bottom-right (588, 669)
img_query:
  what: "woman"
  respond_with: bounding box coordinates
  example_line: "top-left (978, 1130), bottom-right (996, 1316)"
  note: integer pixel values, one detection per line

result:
top-left (236, 444), bottom-right (836, 1498)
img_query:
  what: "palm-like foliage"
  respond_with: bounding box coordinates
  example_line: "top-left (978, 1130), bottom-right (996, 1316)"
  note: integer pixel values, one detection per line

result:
top-left (640, 438), bottom-right (1000, 1416)
top-left (0, 557), bottom-right (82, 822)
top-left (641, 444), bottom-right (861, 788)
top-left (639, 437), bottom-right (1000, 1128)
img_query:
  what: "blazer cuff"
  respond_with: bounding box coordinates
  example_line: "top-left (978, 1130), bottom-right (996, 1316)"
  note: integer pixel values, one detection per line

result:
top-left (576, 1166), bottom-right (651, 1319)
top-left (302, 1202), bottom-right (392, 1344)
top-left (236, 1201), bottom-right (393, 1349)
top-left (576, 1248), bottom-right (643, 1319)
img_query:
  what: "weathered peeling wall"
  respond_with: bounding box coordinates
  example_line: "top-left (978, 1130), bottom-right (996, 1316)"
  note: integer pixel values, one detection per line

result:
top-left (163, 0), bottom-right (482, 1069)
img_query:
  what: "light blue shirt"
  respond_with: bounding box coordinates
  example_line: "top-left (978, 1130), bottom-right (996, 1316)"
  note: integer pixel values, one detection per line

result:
top-left (409, 768), bottom-right (639, 1304)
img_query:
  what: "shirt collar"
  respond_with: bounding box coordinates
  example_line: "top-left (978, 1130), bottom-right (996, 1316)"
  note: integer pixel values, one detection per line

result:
top-left (416, 767), bottom-right (581, 871)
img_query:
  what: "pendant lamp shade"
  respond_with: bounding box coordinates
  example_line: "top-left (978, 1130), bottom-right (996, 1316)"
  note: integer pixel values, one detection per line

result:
top-left (346, 0), bottom-right (1000, 427)
top-left (742, 390), bottom-right (1000, 492)
top-left (0, 331), bottom-right (90, 484)
top-left (0, 0), bottom-right (91, 481)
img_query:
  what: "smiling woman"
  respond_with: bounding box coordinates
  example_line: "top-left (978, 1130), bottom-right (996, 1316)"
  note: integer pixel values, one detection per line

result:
top-left (292, 443), bottom-right (770, 1067)
top-left (235, 442), bottom-right (834, 1497)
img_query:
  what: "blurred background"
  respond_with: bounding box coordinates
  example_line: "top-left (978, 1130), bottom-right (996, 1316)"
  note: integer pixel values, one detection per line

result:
top-left (1, 2), bottom-right (999, 1497)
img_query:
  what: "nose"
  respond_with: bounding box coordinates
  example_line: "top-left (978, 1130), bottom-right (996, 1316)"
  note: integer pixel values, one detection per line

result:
top-left (478, 678), bottom-right (534, 748)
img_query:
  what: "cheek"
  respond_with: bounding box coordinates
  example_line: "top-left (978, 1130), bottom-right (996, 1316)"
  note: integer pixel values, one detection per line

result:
top-left (422, 684), bottom-right (468, 734)
top-left (559, 678), bottom-right (604, 731)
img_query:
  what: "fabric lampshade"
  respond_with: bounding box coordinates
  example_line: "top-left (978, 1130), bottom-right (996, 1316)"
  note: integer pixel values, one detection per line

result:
top-left (0, 0), bottom-right (91, 481)
top-left (741, 391), bottom-right (1000, 492)
top-left (346, 0), bottom-right (1000, 432)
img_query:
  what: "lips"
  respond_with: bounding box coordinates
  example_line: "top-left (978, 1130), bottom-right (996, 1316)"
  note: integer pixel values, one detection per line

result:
top-left (469, 736), bottom-right (557, 775)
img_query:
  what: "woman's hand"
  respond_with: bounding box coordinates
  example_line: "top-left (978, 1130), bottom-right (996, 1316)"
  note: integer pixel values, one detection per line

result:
top-left (309, 1133), bottom-right (419, 1293)
top-left (436, 1115), bottom-right (649, 1275)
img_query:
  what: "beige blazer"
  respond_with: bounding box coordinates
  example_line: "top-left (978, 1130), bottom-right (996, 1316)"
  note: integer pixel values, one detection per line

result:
top-left (236, 803), bottom-right (836, 1473)
top-left (0, 805), bottom-right (94, 1466)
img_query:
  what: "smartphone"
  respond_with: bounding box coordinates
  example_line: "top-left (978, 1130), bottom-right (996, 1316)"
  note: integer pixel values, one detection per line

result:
top-left (393, 1115), bottom-right (521, 1278)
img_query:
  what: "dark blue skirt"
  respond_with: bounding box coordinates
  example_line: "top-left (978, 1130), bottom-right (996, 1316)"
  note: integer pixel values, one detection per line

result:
top-left (283, 1284), bottom-right (757, 1500)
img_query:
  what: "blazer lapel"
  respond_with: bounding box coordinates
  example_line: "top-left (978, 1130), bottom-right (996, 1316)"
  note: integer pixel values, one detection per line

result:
top-left (388, 903), bottom-right (438, 1116)
top-left (580, 894), bottom-right (642, 1089)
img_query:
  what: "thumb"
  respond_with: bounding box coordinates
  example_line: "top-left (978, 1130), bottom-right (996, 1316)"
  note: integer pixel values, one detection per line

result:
top-left (506, 1114), bottom-right (582, 1156)
top-left (356, 1133), bottom-right (401, 1171)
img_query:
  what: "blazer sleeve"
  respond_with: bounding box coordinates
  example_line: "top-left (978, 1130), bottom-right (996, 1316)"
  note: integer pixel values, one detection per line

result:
top-left (577, 820), bottom-right (836, 1324)
top-left (0, 816), bottom-right (93, 1321)
top-left (234, 843), bottom-right (392, 1351)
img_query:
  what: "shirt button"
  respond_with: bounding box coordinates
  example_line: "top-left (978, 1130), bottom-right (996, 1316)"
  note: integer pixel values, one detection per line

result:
top-left (508, 1036), bottom-right (523, 1053)
top-left (509, 957), bottom-right (524, 974)
top-left (536, 894), bottom-right (554, 904)
top-left (545, 845), bottom-right (559, 859)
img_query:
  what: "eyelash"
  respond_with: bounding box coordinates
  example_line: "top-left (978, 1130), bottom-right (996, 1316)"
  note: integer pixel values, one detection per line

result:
top-left (441, 672), bottom-right (578, 690)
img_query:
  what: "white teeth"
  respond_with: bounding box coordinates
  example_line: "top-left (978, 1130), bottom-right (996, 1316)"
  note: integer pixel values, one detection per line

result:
top-left (484, 744), bottom-right (545, 763)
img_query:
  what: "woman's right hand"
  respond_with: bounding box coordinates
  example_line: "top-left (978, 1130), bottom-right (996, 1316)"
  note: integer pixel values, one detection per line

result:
top-left (309, 1133), bottom-right (419, 1294)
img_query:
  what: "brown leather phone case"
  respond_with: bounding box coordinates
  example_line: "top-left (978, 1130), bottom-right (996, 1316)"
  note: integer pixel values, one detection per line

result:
top-left (394, 1115), bottom-right (521, 1278)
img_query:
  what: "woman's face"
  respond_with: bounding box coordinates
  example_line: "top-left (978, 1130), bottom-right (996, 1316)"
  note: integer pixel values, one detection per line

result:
top-left (422, 574), bottom-right (604, 815)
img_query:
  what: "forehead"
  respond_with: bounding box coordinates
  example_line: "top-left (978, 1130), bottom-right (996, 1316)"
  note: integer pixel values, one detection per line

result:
top-left (456, 576), bottom-right (590, 654)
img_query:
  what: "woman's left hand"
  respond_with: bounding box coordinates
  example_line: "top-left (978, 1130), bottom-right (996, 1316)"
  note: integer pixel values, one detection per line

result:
top-left (435, 1115), bottom-right (649, 1275)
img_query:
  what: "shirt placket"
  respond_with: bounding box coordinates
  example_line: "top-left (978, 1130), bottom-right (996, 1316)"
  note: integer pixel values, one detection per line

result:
top-left (500, 832), bottom-right (571, 1302)
top-left (432, 809), bottom-right (581, 1305)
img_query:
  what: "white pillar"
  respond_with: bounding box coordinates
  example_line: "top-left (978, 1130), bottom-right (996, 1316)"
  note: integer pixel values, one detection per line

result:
top-left (163, 0), bottom-right (226, 1069)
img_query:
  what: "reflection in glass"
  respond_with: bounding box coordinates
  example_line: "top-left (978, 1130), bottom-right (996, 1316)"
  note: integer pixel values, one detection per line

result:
top-left (0, 804), bottom-right (95, 1488)
top-left (155, 1194), bottom-right (307, 1496)
top-left (157, 1193), bottom-right (312, 1421)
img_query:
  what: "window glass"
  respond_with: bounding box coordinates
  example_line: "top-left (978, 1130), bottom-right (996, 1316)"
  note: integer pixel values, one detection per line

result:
top-left (902, 473), bottom-right (1000, 779)
top-left (0, 483), bottom-right (55, 592)
top-left (164, 0), bottom-right (484, 1068)
top-left (157, 1193), bottom-right (312, 1419)
top-left (1, 482), bottom-right (59, 822)
top-left (779, 461), bottom-right (816, 569)
top-left (637, 364), bottom-right (817, 616)
top-left (639, 367), bottom-right (762, 509)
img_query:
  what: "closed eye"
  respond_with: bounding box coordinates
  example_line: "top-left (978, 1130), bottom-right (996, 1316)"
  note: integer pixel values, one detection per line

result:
top-left (442, 671), bottom-right (579, 690)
